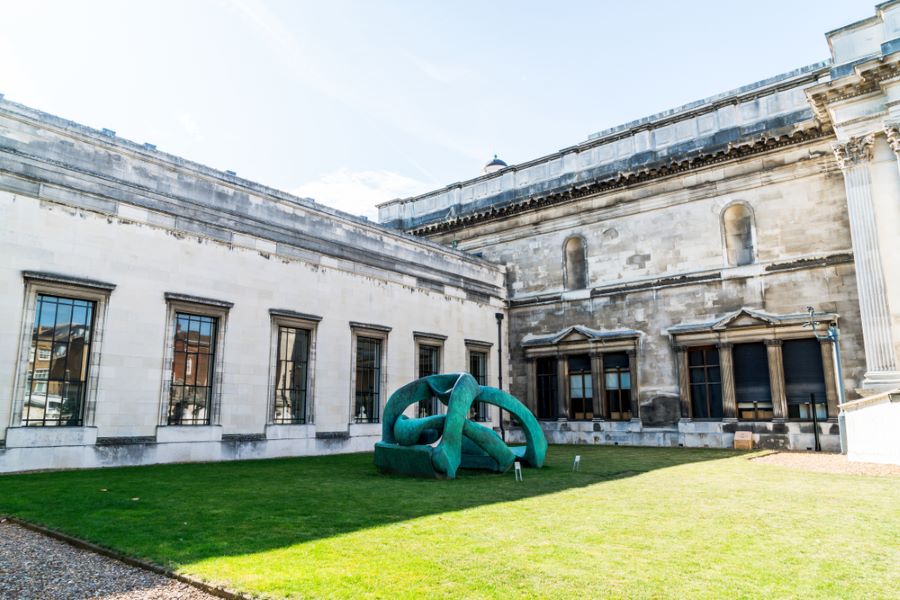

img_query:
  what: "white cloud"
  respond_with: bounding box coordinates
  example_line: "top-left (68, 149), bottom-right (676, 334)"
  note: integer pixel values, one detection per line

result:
top-left (292, 169), bottom-right (433, 221)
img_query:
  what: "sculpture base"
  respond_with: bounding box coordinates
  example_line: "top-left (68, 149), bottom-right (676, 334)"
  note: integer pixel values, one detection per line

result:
top-left (374, 442), bottom-right (442, 478)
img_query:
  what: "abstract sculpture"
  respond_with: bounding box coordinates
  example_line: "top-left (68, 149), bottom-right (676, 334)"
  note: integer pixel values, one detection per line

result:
top-left (374, 373), bottom-right (547, 479)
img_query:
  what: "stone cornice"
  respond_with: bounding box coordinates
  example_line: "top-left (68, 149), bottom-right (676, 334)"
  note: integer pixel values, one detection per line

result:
top-left (806, 56), bottom-right (900, 128)
top-left (832, 134), bottom-right (875, 169)
top-left (411, 127), bottom-right (827, 236)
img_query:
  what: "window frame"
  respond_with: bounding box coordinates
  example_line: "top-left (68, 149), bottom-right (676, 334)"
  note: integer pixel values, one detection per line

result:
top-left (603, 352), bottom-right (633, 422)
top-left (414, 332), bottom-right (446, 417)
top-left (159, 293), bottom-right (231, 427)
top-left (687, 345), bottom-right (723, 420)
top-left (567, 354), bottom-right (593, 421)
top-left (269, 309), bottom-right (321, 426)
top-left (465, 339), bottom-right (492, 422)
top-left (349, 322), bottom-right (390, 426)
top-left (11, 272), bottom-right (114, 429)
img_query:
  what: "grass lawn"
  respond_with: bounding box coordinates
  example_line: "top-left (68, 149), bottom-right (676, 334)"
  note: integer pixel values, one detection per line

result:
top-left (1, 446), bottom-right (898, 599)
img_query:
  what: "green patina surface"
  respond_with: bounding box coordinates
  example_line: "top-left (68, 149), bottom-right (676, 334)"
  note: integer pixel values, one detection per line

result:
top-left (374, 373), bottom-right (547, 478)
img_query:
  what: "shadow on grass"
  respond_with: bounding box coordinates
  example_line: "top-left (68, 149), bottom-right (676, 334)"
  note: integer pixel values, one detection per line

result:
top-left (0, 445), bottom-right (740, 569)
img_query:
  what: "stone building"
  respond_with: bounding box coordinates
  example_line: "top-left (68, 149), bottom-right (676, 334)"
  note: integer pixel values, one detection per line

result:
top-left (379, 2), bottom-right (900, 461)
top-left (2, 2), bottom-right (899, 472)
top-left (0, 100), bottom-right (508, 473)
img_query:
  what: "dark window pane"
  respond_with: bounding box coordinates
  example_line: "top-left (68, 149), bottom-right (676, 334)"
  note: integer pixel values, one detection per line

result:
top-left (734, 342), bottom-right (772, 420)
top-left (535, 357), bottom-right (557, 420)
top-left (783, 338), bottom-right (827, 420)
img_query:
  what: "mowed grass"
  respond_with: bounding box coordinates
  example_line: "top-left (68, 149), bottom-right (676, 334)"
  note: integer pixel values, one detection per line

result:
top-left (1, 446), bottom-right (898, 599)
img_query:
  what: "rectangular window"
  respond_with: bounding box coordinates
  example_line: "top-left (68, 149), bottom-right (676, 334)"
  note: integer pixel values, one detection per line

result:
top-left (688, 346), bottom-right (723, 419)
top-left (604, 352), bottom-right (632, 421)
top-left (273, 326), bottom-right (310, 424)
top-left (168, 313), bottom-right (217, 425)
top-left (418, 344), bottom-right (441, 417)
top-left (468, 350), bottom-right (489, 421)
top-left (354, 336), bottom-right (381, 423)
top-left (734, 342), bottom-right (773, 420)
top-left (536, 357), bottom-right (558, 420)
top-left (22, 294), bottom-right (95, 426)
top-left (783, 338), bottom-right (827, 421)
top-left (568, 354), bottom-right (592, 420)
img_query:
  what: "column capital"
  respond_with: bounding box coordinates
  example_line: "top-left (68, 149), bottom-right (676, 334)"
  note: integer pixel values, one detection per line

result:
top-left (673, 344), bottom-right (687, 353)
top-left (885, 123), bottom-right (900, 155)
top-left (832, 134), bottom-right (875, 169)
top-left (764, 338), bottom-right (783, 347)
top-left (716, 342), bottom-right (733, 350)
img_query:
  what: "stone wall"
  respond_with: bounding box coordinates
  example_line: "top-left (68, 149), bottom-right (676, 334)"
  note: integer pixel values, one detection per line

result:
top-left (0, 102), bottom-right (508, 472)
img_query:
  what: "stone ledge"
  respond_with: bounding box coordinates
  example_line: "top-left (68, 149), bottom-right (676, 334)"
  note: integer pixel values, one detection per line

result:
top-left (5, 426), bottom-right (98, 448)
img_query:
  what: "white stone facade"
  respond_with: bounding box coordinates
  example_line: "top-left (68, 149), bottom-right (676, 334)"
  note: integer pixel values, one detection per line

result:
top-left (0, 103), bottom-right (507, 473)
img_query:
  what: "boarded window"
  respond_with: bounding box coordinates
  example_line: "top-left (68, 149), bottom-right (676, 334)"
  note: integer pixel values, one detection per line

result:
top-left (536, 357), bottom-right (557, 420)
top-left (723, 204), bottom-right (754, 266)
top-left (733, 342), bottom-right (773, 420)
top-left (564, 237), bottom-right (588, 290)
top-left (783, 339), bottom-right (827, 420)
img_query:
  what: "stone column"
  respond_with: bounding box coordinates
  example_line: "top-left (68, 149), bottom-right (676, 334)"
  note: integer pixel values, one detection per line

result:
top-left (718, 343), bottom-right (737, 420)
top-left (765, 339), bottom-right (787, 421)
top-left (556, 354), bottom-right (568, 421)
top-left (627, 349), bottom-right (640, 421)
top-left (833, 135), bottom-right (900, 385)
top-left (819, 339), bottom-right (840, 420)
top-left (886, 123), bottom-right (900, 174)
top-left (591, 352), bottom-right (605, 420)
top-left (675, 346), bottom-right (691, 419)
top-left (525, 358), bottom-right (537, 414)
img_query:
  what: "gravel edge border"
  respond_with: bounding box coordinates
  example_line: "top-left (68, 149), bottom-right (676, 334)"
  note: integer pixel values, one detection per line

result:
top-left (0, 515), bottom-right (252, 600)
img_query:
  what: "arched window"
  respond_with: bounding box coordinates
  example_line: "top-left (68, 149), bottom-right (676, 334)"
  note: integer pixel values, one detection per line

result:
top-left (722, 204), bottom-right (755, 266)
top-left (564, 236), bottom-right (588, 290)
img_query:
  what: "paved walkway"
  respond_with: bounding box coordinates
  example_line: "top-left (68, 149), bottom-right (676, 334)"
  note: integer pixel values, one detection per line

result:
top-left (0, 521), bottom-right (219, 600)
top-left (752, 451), bottom-right (900, 476)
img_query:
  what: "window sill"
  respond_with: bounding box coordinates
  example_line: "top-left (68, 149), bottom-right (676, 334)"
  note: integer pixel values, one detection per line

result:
top-left (5, 426), bottom-right (98, 448)
top-left (155, 425), bottom-right (222, 443)
top-left (265, 424), bottom-right (315, 440)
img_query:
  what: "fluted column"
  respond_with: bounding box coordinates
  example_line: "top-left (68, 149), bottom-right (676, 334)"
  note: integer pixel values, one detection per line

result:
top-left (765, 340), bottom-right (787, 421)
top-left (591, 352), bottom-right (605, 420)
top-left (675, 346), bottom-right (691, 419)
top-left (627, 350), bottom-right (640, 421)
top-left (556, 354), bottom-right (568, 421)
top-left (833, 135), bottom-right (899, 383)
top-left (819, 339), bottom-right (840, 420)
top-left (719, 343), bottom-right (737, 419)
top-left (525, 358), bottom-right (537, 414)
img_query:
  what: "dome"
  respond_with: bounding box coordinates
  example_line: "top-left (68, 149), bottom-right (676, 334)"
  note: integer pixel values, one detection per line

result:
top-left (482, 154), bottom-right (507, 175)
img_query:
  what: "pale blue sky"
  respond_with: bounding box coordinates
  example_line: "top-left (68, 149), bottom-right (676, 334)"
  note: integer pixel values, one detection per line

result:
top-left (0, 1), bottom-right (875, 218)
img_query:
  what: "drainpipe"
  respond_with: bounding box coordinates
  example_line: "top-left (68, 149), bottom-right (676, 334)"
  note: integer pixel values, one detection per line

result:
top-left (805, 307), bottom-right (848, 454)
top-left (496, 312), bottom-right (505, 442)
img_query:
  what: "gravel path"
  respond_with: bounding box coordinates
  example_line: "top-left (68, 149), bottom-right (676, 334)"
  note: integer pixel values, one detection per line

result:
top-left (752, 451), bottom-right (900, 477)
top-left (0, 521), bottom-right (220, 600)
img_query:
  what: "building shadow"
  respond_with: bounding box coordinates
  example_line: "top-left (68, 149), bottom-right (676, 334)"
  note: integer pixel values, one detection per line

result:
top-left (0, 445), bottom-right (740, 569)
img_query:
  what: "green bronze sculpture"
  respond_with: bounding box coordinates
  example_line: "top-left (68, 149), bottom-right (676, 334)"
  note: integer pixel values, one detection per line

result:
top-left (374, 373), bottom-right (547, 479)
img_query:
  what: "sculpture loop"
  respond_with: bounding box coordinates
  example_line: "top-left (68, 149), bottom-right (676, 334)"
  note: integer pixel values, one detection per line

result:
top-left (374, 373), bottom-right (547, 479)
